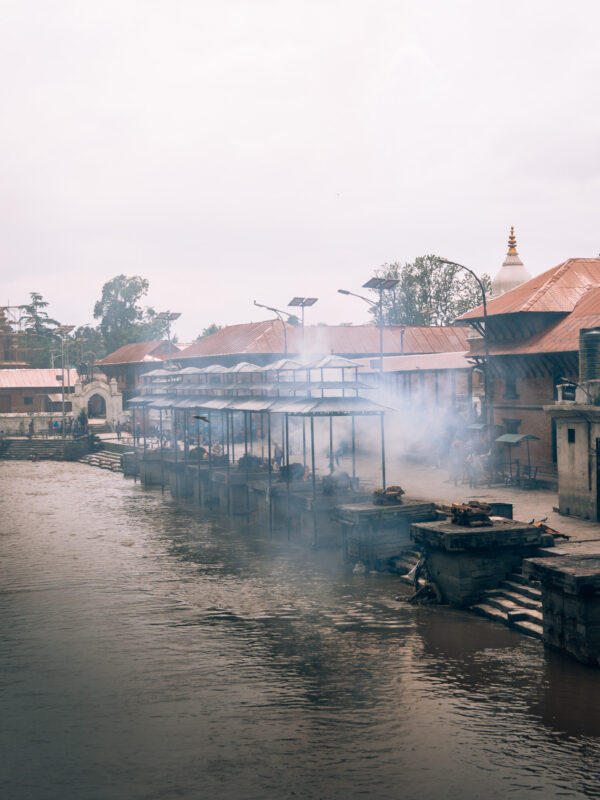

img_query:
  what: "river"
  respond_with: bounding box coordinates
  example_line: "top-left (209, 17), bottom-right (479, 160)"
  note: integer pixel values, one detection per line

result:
top-left (1, 461), bottom-right (600, 799)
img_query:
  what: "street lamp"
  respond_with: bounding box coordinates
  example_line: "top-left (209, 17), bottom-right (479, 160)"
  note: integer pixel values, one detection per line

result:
top-left (338, 277), bottom-right (399, 377)
top-left (438, 258), bottom-right (491, 438)
top-left (156, 312), bottom-right (181, 367)
top-left (253, 300), bottom-right (291, 356)
top-left (54, 325), bottom-right (75, 438)
top-left (288, 297), bottom-right (318, 347)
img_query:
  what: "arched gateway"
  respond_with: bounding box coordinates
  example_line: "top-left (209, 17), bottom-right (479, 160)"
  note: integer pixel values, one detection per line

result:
top-left (72, 378), bottom-right (123, 427)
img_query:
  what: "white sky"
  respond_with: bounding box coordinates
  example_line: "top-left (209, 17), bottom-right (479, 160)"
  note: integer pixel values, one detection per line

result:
top-left (2, 0), bottom-right (600, 341)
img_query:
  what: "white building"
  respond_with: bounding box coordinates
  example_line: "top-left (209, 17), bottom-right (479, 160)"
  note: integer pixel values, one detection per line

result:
top-left (491, 227), bottom-right (531, 298)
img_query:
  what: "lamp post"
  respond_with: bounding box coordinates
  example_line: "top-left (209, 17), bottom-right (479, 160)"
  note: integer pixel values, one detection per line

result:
top-left (54, 325), bottom-right (75, 438)
top-left (338, 277), bottom-right (399, 377)
top-left (439, 258), bottom-right (491, 438)
top-left (287, 297), bottom-right (318, 347)
top-left (253, 300), bottom-right (291, 356)
top-left (156, 311), bottom-right (181, 368)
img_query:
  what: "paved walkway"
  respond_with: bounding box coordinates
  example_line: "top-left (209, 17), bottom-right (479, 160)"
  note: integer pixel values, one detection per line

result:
top-left (349, 453), bottom-right (600, 545)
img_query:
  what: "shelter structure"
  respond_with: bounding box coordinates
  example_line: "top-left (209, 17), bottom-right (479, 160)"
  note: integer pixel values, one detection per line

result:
top-left (127, 356), bottom-right (390, 540)
top-left (355, 350), bottom-right (481, 413)
top-left (0, 368), bottom-right (78, 413)
top-left (96, 340), bottom-right (189, 400)
top-left (457, 256), bottom-right (600, 475)
top-left (173, 322), bottom-right (470, 368)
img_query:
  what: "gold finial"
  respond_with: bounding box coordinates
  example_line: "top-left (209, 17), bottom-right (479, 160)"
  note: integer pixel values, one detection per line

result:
top-left (508, 225), bottom-right (518, 255)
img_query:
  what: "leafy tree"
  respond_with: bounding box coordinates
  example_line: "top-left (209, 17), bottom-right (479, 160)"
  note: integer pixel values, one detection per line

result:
top-left (93, 275), bottom-right (169, 353)
top-left (195, 323), bottom-right (222, 341)
top-left (18, 292), bottom-right (61, 367)
top-left (21, 292), bottom-right (59, 336)
top-left (70, 325), bottom-right (106, 379)
top-left (367, 256), bottom-right (492, 326)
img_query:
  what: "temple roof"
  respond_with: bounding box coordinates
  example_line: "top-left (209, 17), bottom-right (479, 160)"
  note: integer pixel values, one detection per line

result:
top-left (490, 227), bottom-right (532, 298)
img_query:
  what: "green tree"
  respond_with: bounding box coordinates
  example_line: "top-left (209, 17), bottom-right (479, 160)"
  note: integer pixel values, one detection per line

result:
top-left (18, 292), bottom-right (61, 367)
top-left (93, 275), bottom-right (168, 353)
top-left (195, 323), bottom-right (222, 341)
top-left (368, 256), bottom-right (492, 326)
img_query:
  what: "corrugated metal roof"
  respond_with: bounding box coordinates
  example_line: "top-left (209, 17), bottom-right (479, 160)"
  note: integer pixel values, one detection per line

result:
top-left (147, 397), bottom-right (177, 408)
top-left (0, 368), bottom-right (79, 388)
top-left (468, 287), bottom-right (600, 356)
top-left (308, 355), bottom-right (362, 369)
top-left (458, 258), bottom-right (600, 321)
top-left (177, 322), bottom-right (470, 359)
top-left (354, 351), bottom-right (472, 373)
top-left (96, 341), bottom-right (169, 366)
top-left (306, 397), bottom-right (388, 416)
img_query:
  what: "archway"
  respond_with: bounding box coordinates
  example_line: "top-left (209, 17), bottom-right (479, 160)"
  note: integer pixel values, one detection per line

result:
top-left (87, 393), bottom-right (107, 419)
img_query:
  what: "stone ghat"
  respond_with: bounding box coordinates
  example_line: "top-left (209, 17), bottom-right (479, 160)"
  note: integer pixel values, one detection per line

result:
top-left (410, 519), bottom-right (554, 607)
top-left (525, 553), bottom-right (600, 666)
top-left (334, 499), bottom-right (438, 568)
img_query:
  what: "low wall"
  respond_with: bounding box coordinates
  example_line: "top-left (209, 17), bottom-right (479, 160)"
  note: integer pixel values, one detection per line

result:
top-left (0, 412), bottom-right (72, 436)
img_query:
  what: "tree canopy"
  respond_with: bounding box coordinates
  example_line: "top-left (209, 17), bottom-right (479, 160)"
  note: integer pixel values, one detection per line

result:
top-left (195, 323), bottom-right (223, 341)
top-left (18, 292), bottom-right (61, 367)
top-left (367, 255), bottom-right (492, 326)
top-left (93, 275), bottom-right (168, 353)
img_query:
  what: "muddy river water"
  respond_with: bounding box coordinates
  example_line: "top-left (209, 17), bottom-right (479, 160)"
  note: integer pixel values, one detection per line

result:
top-left (1, 461), bottom-right (600, 799)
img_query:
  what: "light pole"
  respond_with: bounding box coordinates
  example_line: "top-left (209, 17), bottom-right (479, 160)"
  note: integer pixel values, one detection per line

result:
top-left (253, 300), bottom-right (291, 356)
top-left (288, 297), bottom-right (318, 347)
top-left (338, 277), bottom-right (399, 377)
top-left (439, 258), bottom-right (491, 438)
top-left (54, 325), bottom-right (75, 438)
top-left (156, 312), bottom-right (181, 368)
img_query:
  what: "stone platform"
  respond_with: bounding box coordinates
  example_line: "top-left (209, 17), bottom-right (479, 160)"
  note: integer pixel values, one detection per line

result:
top-left (525, 553), bottom-right (600, 666)
top-left (411, 519), bottom-right (552, 606)
top-left (335, 499), bottom-right (437, 567)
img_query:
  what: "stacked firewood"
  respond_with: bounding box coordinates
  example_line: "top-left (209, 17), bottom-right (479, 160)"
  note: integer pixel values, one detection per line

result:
top-left (437, 500), bottom-right (493, 526)
top-left (372, 485), bottom-right (405, 505)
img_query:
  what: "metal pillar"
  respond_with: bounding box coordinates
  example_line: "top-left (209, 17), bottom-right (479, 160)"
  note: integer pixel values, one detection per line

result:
top-left (267, 412), bottom-right (273, 536)
top-left (380, 412), bottom-right (386, 490)
top-left (285, 413), bottom-right (290, 540)
top-left (329, 417), bottom-right (334, 473)
top-left (310, 415), bottom-right (317, 544)
top-left (351, 416), bottom-right (356, 479)
top-left (160, 409), bottom-right (164, 494)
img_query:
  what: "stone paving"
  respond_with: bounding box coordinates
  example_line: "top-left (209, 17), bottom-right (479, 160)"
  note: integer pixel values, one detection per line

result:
top-left (353, 454), bottom-right (600, 546)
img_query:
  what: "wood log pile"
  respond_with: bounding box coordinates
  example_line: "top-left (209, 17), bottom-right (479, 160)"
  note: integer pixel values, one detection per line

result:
top-left (373, 485), bottom-right (405, 505)
top-left (436, 500), bottom-right (493, 527)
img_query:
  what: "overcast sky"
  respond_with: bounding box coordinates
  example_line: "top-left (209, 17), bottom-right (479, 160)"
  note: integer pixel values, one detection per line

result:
top-left (2, 0), bottom-right (600, 341)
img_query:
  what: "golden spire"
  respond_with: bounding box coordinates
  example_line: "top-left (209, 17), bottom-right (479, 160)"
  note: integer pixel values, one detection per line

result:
top-left (507, 225), bottom-right (518, 255)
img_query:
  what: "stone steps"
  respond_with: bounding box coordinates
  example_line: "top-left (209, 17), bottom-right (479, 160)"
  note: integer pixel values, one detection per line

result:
top-left (79, 451), bottom-right (123, 473)
top-left (501, 579), bottom-right (542, 600)
top-left (470, 570), bottom-right (543, 640)
top-left (0, 439), bottom-right (69, 460)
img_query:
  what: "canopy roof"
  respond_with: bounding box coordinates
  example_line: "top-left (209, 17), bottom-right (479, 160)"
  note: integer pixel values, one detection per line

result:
top-left (496, 433), bottom-right (540, 443)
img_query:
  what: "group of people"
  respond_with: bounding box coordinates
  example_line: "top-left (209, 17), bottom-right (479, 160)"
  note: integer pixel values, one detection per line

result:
top-left (45, 418), bottom-right (88, 438)
top-left (447, 436), bottom-right (491, 488)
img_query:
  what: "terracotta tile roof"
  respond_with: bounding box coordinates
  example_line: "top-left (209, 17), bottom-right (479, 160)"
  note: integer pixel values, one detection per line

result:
top-left (355, 351), bottom-right (473, 373)
top-left (469, 287), bottom-right (600, 356)
top-left (96, 341), bottom-right (168, 366)
top-left (458, 257), bottom-right (600, 321)
top-left (0, 368), bottom-right (79, 388)
top-left (177, 322), bottom-right (469, 359)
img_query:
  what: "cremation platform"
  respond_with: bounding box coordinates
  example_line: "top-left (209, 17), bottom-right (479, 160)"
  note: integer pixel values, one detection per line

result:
top-left (411, 519), bottom-right (552, 606)
top-left (525, 553), bottom-right (600, 666)
top-left (335, 500), bottom-right (437, 567)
